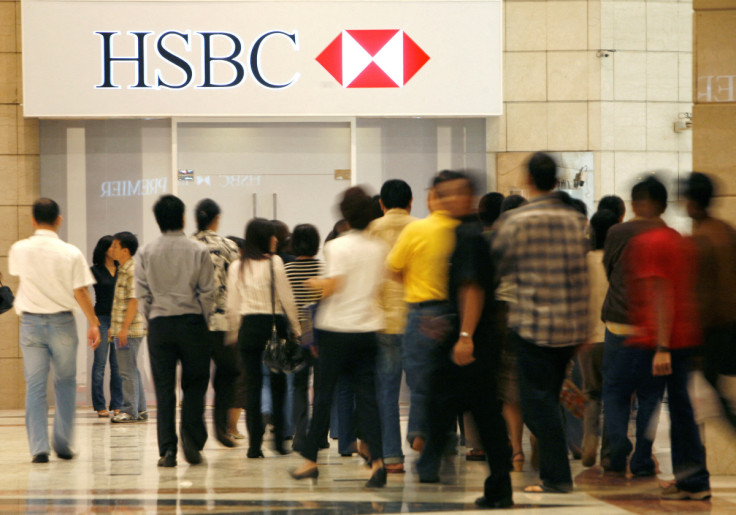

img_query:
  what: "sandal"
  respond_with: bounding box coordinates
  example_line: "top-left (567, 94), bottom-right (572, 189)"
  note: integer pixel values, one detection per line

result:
top-left (97, 410), bottom-right (110, 418)
top-left (512, 451), bottom-right (524, 472)
top-left (523, 483), bottom-right (571, 494)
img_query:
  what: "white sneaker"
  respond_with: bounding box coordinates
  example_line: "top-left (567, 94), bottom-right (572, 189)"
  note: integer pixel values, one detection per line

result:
top-left (111, 412), bottom-right (138, 423)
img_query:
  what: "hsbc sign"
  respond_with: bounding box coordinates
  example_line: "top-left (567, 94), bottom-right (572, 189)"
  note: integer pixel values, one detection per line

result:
top-left (22, 1), bottom-right (502, 117)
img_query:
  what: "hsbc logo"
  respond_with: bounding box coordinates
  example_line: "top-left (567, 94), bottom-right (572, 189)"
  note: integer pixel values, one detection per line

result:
top-left (316, 30), bottom-right (430, 88)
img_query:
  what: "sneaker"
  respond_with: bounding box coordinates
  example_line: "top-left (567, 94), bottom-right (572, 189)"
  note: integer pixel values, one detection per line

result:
top-left (112, 412), bottom-right (138, 423)
top-left (32, 453), bottom-right (49, 463)
top-left (660, 485), bottom-right (711, 501)
top-left (137, 411), bottom-right (149, 421)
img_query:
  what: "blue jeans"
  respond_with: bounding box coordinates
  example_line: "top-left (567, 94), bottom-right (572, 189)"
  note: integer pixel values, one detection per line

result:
top-left (260, 362), bottom-right (295, 438)
top-left (114, 337), bottom-right (147, 417)
top-left (602, 329), bottom-right (665, 474)
top-left (90, 316), bottom-right (122, 411)
top-left (20, 312), bottom-right (78, 457)
top-left (376, 333), bottom-right (404, 464)
top-left (402, 302), bottom-right (451, 444)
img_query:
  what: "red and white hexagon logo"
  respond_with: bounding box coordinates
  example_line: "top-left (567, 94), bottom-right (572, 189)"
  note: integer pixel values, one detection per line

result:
top-left (316, 30), bottom-right (430, 88)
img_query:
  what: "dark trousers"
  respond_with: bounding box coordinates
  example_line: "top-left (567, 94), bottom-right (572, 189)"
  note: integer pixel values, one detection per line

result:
top-left (513, 331), bottom-right (576, 490)
top-left (417, 354), bottom-right (512, 501)
top-left (292, 352), bottom-right (316, 453)
top-left (300, 330), bottom-right (383, 463)
top-left (238, 314), bottom-right (287, 452)
top-left (602, 330), bottom-right (665, 474)
top-left (667, 349), bottom-right (710, 492)
top-left (703, 325), bottom-right (736, 429)
top-left (209, 331), bottom-right (241, 438)
top-left (147, 314), bottom-right (210, 456)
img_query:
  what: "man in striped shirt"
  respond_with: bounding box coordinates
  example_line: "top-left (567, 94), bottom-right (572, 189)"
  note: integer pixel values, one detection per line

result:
top-left (492, 152), bottom-right (589, 494)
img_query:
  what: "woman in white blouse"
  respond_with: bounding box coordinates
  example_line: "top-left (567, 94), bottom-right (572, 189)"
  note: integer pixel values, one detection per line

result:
top-left (227, 218), bottom-right (301, 458)
top-left (289, 187), bottom-right (389, 487)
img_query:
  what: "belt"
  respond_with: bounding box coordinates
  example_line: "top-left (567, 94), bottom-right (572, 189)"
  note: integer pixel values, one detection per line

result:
top-left (22, 311), bottom-right (72, 316)
top-left (407, 300), bottom-right (447, 309)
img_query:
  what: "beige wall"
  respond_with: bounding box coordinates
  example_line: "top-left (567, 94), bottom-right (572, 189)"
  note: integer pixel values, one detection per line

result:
top-left (0, 0), bottom-right (39, 409)
top-left (490, 0), bottom-right (693, 228)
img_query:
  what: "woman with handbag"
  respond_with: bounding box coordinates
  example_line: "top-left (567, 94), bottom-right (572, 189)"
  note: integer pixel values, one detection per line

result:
top-left (289, 186), bottom-right (389, 488)
top-left (226, 218), bottom-right (301, 458)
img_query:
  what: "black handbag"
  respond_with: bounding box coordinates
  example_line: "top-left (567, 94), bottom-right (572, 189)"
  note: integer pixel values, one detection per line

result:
top-left (262, 258), bottom-right (307, 374)
top-left (0, 282), bottom-right (14, 315)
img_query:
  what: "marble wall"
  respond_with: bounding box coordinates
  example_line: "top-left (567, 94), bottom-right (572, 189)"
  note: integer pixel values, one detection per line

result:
top-left (491, 0), bottom-right (693, 230)
top-left (0, 0), bottom-right (38, 409)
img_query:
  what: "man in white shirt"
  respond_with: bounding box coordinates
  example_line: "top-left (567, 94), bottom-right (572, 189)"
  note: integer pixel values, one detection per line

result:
top-left (9, 198), bottom-right (100, 463)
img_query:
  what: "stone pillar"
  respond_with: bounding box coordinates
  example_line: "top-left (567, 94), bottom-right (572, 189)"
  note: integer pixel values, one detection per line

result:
top-left (0, 0), bottom-right (40, 409)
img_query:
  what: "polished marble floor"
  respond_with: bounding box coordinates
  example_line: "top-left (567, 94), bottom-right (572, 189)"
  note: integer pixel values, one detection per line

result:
top-left (0, 407), bottom-right (734, 514)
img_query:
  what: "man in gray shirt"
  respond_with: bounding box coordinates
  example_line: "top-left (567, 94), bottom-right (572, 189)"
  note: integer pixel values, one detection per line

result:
top-left (136, 194), bottom-right (216, 467)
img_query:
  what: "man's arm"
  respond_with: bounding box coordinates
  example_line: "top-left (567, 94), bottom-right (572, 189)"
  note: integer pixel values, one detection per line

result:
top-left (650, 276), bottom-right (673, 376)
top-left (195, 248), bottom-right (216, 323)
top-left (135, 253), bottom-right (153, 320)
top-left (116, 297), bottom-right (138, 347)
top-left (74, 287), bottom-right (101, 349)
top-left (452, 282), bottom-right (484, 366)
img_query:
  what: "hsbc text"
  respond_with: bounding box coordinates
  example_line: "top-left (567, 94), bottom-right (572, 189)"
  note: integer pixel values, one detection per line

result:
top-left (95, 30), bottom-right (300, 90)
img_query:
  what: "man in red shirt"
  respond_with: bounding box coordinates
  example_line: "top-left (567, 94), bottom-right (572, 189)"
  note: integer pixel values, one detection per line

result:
top-left (623, 177), bottom-right (710, 501)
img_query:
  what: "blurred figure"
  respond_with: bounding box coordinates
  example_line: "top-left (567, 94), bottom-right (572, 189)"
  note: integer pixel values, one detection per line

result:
top-left (500, 194), bottom-right (527, 214)
top-left (598, 195), bottom-right (626, 223)
top-left (684, 172), bottom-right (736, 427)
top-left (285, 224), bottom-right (325, 453)
top-left (290, 186), bottom-right (388, 487)
top-left (580, 209), bottom-right (619, 467)
top-left (493, 153), bottom-right (589, 493)
top-left (416, 171), bottom-right (513, 509)
top-left (366, 179), bottom-right (417, 473)
top-left (89, 235), bottom-right (122, 418)
top-left (192, 199), bottom-right (242, 447)
top-left (601, 178), bottom-right (667, 477)
top-left (387, 171), bottom-right (462, 452)
top-left (478, 192), bottom-right (504, 228)
top-left (324, 219), bottom-right (350, 244)
top-left (623, 176), bottom-right (710, 500)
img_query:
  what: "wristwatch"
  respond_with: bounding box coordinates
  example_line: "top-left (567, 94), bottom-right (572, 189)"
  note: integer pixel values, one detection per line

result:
top-left (460, 331), bottom-right (472, 339)
top-left (655, 345), bottom-right (670, 353)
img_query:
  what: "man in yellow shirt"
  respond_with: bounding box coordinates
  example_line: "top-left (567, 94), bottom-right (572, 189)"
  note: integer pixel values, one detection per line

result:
top-left (386, 171), bottom-right (464, 451)
top-left (367, 179), bottom-right (417, 473)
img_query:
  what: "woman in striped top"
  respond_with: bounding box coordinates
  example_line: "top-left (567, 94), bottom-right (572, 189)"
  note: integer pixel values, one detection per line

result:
top-left (284, 224), bottom-right (324, 453)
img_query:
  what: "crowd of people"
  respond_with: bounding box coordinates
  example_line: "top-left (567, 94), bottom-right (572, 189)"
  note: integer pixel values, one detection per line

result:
top-left (7, 151), bottom-right (736, 509)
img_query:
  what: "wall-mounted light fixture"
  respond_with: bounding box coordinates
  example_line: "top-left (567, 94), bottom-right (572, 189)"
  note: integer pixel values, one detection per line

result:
top-left (596, 49), bottom-right (617, 58)
top-left (674, 112), bottom-right (692, 133)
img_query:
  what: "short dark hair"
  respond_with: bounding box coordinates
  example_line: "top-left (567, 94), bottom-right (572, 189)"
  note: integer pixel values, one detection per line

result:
top-left (684, 172), bottom-right (714, 210)
top-left (380, 179), bottom-right (412, 210)
top-left (597, 195), bottom-right (625, 220)
top-left (291, 224), bottom-right (320, 257)
top-left (527, 152), bottom-right (558, 191)
top-left (271, 220), bottom-right (291, 254)
top-left (478, 192), bottom-right (504, 225)
top-left (195, 198), bottom-right (220, 232)
top-left (590, 209), bottom-right (619, 250)
top-left (113, 231), bottom-right (139, 257)
top-left (370, 195), bottom-right (384, 221)
top-left (32, 198), bottom-right (60, 225)
top-left (339, 186), bottom-right (373, 230)
top-left (500, 194), bottom-right (527, 213)
top-left (153, 194), bottom-right (185, 232)
top-left (631, 176), bottom-right (667, 215)
top-left (432, 169), bottom-right (473, 193)
top-left (242, 218), bottom-right (275, 261)
top-left (92, 235), bottom-right (114, 267)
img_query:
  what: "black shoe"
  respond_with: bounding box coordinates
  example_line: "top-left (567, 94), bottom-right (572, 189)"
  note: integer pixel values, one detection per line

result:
top-left (475, 496), bottom-right (513, 509)
top-left (247, 449), bottom-right (265, 459)
top-left (31, 453), bottom-right (49, 463)
top-left (419, 474), bottom-right (440, 483)
top-left (631, 468), bottom-right (656, 478)
top-left (318, 441), bottom-right (330, 449)
top-left (274, 445), bottom-right (292, 456)
top-left (157, 450), bottom-right (177, 467)
top-left (181, 434), bottom-right (202, 465)
top-left (289, 466), bottom-right (319, 480)
top-left (215, 431), bottom-right (237, 448)
top-left (365, 467), bottom-right (387, 488)
top-left (56, 451), bottom-right (75, 460)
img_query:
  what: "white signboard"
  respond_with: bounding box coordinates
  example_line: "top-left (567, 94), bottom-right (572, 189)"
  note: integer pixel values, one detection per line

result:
top-left (22, 0), bottom-right (502, 117)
